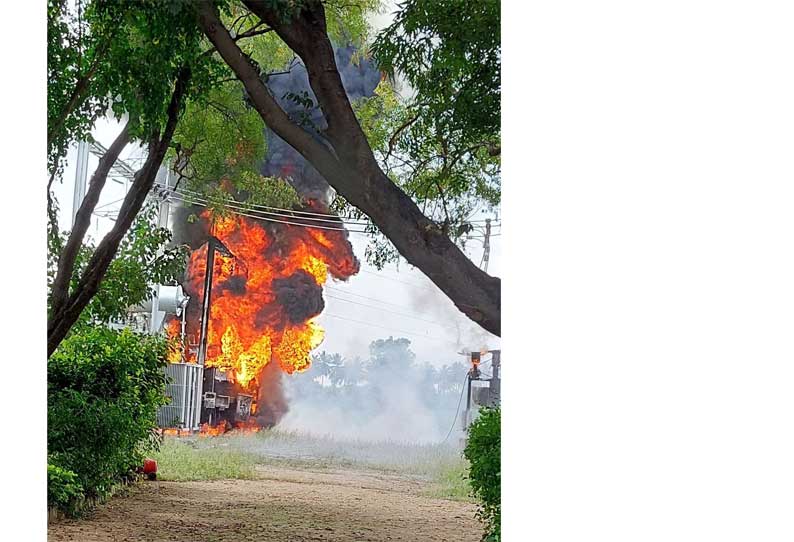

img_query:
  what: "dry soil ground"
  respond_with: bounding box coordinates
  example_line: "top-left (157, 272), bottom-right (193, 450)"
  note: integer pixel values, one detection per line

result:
top-left (48, 464), bottom-right (481, 542)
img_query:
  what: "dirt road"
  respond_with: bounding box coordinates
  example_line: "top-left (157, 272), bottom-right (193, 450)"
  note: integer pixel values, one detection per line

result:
top-left (48, 465), bottom-right (481, 542)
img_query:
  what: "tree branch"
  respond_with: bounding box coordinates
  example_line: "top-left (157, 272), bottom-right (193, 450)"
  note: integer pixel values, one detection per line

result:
top-left (236, 26), bottom-right (272, 41)
top-left (47, 69), bottom-right (191, 357)
top-left (49, 121), bottom-right (131, 320)
top-left (385, 111), bottom-right (421, 162)
top-left (196, 2), bottom-right (347, 179)
top-left (200, 25), bottom-right (274, 58)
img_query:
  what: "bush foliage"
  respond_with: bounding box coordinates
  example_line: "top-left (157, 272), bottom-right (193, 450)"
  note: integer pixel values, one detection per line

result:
top-left (47, 463), bottom-right (84, 516)
top-left (464, 407), bottom-right (501, 542)
top-left (48, 326), bottom-right (169, 514)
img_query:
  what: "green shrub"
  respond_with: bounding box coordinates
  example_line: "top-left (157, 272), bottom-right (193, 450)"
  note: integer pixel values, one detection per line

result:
top-left (47, 462), bottom-right (84, 515)
top-left (48, 325), bottom-right (169, 513)
top-left (464, 407), bottom-right (501, 542)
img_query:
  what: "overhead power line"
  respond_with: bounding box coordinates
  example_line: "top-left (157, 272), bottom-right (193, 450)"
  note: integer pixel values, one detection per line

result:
top-left (163, 185), bottom-right (371, 228)
top-left (164, 191), bottom-right (370, 233)
top-left (359, 269), bottom-right (431, 288)
top-left (166, 192), bottom-right (502, 252)
top-left (324, 293), bottom-right (457, 330)
top-left (158, 182), bottom-right (499, 229)
top-left (162, 189), bottom-right (503, 275)
top-left (322, 313), bottom-right (459, 346)
top-left (325, 285), bottom-right (422, 310)
top-left (162, 183), bottom-right (371, 224)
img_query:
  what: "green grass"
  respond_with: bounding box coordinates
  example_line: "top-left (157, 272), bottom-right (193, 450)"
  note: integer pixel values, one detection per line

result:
top-left (423, 460), bottom-right (474, 502)
top-left (151, 437), bottom-right (259, 481)
top-left (151, 429), bottom-right (474, 503)
top-left (224, 428), bottom-right (467, 478)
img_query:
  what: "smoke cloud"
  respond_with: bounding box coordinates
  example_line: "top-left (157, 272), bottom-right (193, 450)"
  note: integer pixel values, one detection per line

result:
top-left (254, 361), bottom-right (288, 428)
top-left (272, 270), bottom-right (325, 325)
top-left (263, 45), bottom-right (380, 204)
top-left (409, 277), bottom-right (500, 354)
top-left (277, 338), bottom-right (469, 444)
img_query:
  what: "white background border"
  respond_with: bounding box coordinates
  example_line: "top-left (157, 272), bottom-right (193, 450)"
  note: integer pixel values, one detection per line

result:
top-left (505, 1), bottom-right (794, 539)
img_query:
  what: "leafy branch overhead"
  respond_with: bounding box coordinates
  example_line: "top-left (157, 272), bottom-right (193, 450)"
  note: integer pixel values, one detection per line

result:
top-left (47, 0), bottom-right (501, 350)
top-left (199, 0), bottom-right (499, 334)
top-left (346, 0), bottom-right (501, 266)
top-left (371, 0), bottom-right (501, 143)
top-left (349, 80), bottom-right (501, 266)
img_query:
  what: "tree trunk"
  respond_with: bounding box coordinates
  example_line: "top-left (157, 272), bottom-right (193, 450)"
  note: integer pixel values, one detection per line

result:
top-left (47, 69), bottom-right (191, 357)
top-left (49, 121), bottom-right (131, 320)
top-left (197, 1), bottom-right (501, 336)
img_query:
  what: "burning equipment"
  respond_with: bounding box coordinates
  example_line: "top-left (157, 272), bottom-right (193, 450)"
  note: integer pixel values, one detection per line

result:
top-left (157, 203), bottom-right (359, 435)
top-left (201, 367), bottom-right (255, 428)
top-left (155, 44), bottom-right (375, 435)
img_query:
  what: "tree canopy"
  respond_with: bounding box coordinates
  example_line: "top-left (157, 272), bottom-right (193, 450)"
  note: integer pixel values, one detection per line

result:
top-left (47, 0), bottom-right (502, 354)
top-left (372, 0), bottom-right (501, 142)
top-left (359, 0), bottom-right (501, 264)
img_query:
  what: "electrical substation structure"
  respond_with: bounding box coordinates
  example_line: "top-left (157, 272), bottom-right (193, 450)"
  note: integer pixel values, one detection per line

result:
top-left (461, 349), bottom-right (501, 434)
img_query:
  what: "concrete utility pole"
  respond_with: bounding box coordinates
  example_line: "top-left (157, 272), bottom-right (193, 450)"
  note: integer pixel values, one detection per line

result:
top-left (479, 218), bottom-right (492, 272)
top-left (71, 140), bottom-right (90, 227)
top-left (149, 166), bottom-right (173, 333)
top-left (197, 238), bottom-right (217, 367)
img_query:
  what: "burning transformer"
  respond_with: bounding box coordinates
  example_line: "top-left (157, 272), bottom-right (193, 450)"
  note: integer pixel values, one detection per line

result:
top-left (201, 367), bottom-right (253, 428)
top-left (152, 205), bottom-right (359, 435)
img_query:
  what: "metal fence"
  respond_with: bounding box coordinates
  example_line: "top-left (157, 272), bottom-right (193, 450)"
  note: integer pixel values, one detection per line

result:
top-left (157, 363), bottom-right (203, 431)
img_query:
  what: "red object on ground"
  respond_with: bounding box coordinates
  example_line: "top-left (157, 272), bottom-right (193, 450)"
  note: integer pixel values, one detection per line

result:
top-left (143, 459), bottom-right (157, 475)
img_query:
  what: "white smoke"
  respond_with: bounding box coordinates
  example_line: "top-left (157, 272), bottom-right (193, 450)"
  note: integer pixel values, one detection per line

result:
top-left (277, 388), bottom-right (442, 443)
top-left (276, 339), bottom-right (468, 444)
top-left (408, 276), bottom-right (500, 354)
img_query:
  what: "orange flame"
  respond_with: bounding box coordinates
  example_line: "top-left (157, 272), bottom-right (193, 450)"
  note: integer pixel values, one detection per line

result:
top-left (198, 421), bottom-right (228, 437)
top-left (170, 206), bottom-right (359, 424)
top-left (234, 418), bottom-right (261, 433)
top-left (166, 319), bottom-right (184, 363)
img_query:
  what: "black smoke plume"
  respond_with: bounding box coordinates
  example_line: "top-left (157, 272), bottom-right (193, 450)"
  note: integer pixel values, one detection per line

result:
top-left (254, 361), bottom-right (288, 428)
top-left (272, 270), bottom-right (325, 325)
top-left (261, 45), bottom-right (380, 205)
top-left (171, 45), bottom-right (380, 249)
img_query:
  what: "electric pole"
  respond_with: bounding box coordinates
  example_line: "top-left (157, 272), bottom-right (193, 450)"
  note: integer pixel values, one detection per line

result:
top-left (479, 218), bottom-right (492, 272)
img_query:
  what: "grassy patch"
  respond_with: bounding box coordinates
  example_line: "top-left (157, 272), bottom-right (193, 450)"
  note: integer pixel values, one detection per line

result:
top-left (423, 459), bottom-right (474, 502)
top-left (151, 429), bottom-right (472, 499)
top-left (152, 437), bottom-right (259, 481)
top-left (228, 428), bottom-right (467, 478)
